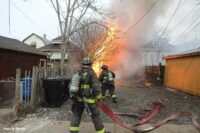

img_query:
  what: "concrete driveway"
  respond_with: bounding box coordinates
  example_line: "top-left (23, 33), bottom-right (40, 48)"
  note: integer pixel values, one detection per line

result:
top-left (0, 119), bottom-right (199, 133)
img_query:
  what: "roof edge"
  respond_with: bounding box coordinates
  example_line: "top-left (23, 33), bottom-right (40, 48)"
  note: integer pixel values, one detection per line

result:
top-left (163, 51), bottom-right (200, 60)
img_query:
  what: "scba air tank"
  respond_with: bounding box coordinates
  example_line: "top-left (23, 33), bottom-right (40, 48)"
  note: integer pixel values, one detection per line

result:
top-left (69, 73), bottom-right (80, 93)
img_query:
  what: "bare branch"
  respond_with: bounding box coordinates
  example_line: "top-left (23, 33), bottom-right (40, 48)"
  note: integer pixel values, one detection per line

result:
top-left (70, 20), bottom-right (119, 64)
top-left (50, 0), bottom-right (64, 34)
top-left (49, 0), bottom-right (111, 75)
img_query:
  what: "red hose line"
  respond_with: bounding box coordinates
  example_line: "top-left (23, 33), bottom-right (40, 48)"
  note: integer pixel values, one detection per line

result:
top-left (97, 101), bottom-right (135, 131)
top-left (97, 101), bottom-right (200, 132)
top-left (137, 102), bottom-right (164, 125)
top-left (136, 112), bottom-right (191, 132)
top-left (192, 115), bottom-right (200, 131)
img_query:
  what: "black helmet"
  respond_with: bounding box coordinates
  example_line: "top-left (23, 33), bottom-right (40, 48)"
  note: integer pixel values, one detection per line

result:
top-left (101, 64), bottom-right (108, 70)
top-left (82, 56), bottom-right (92, 65)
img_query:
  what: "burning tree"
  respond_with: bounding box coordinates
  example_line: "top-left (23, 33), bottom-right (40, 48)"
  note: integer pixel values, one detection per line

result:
top-left (70, 20), bottom-right (119, 74)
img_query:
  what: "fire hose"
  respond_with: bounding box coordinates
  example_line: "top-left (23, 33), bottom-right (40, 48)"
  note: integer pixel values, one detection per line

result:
top-left (97, 101), bottom-right (200, 132)
top-left (136, 102), bottom-right (164, 125)
top-left (97, 101), bottom-right (135, 131)
top-left (192, 115), bottom-right (200, 131)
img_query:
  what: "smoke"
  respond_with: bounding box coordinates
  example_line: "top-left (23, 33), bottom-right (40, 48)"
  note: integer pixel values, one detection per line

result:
top-left (107, 0), bottom-right (173, 79)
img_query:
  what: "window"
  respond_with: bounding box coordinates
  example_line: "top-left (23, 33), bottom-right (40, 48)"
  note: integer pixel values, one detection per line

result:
top-left (30, 41), bottom-right (36, 48)
top-left (143, 53), bottom-right (149, 66)
top-left (40, 59), bottom-right (46, 67)
top-left (149, 53), bottom-right (155, 66)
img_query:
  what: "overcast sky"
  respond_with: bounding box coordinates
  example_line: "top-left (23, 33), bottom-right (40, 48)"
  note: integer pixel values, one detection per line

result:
top-left (0, 0), bottom-right (61, 40)
top-left (0, 0), bottom-right (199, 44)
top-left (0, 0), bottom-right (111, 41)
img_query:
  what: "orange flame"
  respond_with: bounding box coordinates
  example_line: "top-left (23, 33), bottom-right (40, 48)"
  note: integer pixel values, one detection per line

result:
top-left (92, 25), bottom-right (118, 75)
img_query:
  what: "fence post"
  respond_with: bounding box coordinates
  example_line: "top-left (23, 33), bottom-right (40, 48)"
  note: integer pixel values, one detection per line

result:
top-left (31, 66), bottom-right (36, 107)
top-left (40, 67), bottom-right (45, 103)
top-left (36, 66), bottom-right (40, 106)
top-left (0, 82), bottom-right (2, 100)
top-left (34, 66), bottom-right (39, 106)
top-left (13, 68), bottom-right (21, 117)
top-left (28, 71), bottom-right (31, 77)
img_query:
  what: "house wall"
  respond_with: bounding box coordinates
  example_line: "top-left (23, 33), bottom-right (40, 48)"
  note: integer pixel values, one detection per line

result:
top-left (141, 50), bottom-right (171, 66)
top-left (24, 35), bottom-right (45, 48)
top-left (0, 49), bottom-right (46, 80)
top-left (46, 50), bottom-right (78, 78)
top-left (164, 55), bottom-right (200, 97)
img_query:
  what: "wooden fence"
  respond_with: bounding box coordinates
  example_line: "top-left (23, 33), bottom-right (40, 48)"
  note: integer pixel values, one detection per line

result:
top-left (12, 66), bottom-right (73, 116)
top-left (144, 65), bottom-right (165, 86)
top-left (0, 66), bottom-right (73, 122)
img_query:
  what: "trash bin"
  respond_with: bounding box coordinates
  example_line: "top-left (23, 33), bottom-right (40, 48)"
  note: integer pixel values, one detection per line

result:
top-left (42, 77), bottom-right (64, 108)
top-left (21, 77), bottom-right (32, 102)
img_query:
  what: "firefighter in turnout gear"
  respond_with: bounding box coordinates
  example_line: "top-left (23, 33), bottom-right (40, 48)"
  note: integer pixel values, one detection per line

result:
top-left (69, 57), bottom-right (110, 133)
top-left (99, 64), bottom-right (117, 103)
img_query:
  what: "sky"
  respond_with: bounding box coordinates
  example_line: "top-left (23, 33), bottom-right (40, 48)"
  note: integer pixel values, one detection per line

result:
top-left (0, 0), bottom-right (112, 41)
top-left (0, 0), bottom-right (199, 44)
top-left (156, 0), bottom-right (200, 44)
top-left (0, 0), bottom-right (62, 41)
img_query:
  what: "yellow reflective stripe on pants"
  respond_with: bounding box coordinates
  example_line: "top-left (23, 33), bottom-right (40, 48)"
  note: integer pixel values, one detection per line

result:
top-left (112, 95), bottom-right (117, 98)
top-left (96, 128), bottom-right (105, 133)
top-left (86, 99), bottom-right (95, 104)
top-left (81, 84), bottom-right (90, 89)
top-left (77, 98), bottom-right (95, 104)
top-left (70, 126), bottom-right (79, 131)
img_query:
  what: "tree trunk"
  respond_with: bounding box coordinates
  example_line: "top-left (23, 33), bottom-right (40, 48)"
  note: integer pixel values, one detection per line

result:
top-left (60, 35), bottom-right (69, 76)
top-left (60, 49), bottom-right (65, 76)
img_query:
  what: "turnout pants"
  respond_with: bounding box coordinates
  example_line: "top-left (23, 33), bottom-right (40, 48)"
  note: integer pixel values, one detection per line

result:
top-left (101, 84), bottom-right (116, 100)
top-left (70, 101), bottom-right (105, 133)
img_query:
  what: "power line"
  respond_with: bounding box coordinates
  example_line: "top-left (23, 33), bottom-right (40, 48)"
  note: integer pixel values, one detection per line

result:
top-left (10, 0), bottom-right (44, 33)
top-left (174, 19), bottom-right (200, 43)
top-left (173, 11), bottom-right (200, 43)
top-left (168, 3), bottom-right (200, 36)
top-left (120, 0), bottom-right (160, 38)
top-left (156, 0), bottom-right (183, 42)
top-left (167, 3), bottom-right (200, 85)
top-left (153, 1), bottom-right (200, 86)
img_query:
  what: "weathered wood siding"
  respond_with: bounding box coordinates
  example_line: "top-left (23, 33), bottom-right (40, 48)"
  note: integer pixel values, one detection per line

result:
top-left (0, 49), bottom-right (46, 80)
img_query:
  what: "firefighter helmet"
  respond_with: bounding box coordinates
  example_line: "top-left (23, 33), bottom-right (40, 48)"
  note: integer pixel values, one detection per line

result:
top-left (82, 56), bottom-right (92, 65)
top-left (101, 64), bottom-right (108, 70)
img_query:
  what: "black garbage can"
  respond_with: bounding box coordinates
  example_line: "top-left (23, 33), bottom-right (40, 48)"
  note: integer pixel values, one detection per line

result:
top-left (42, 77), bottom-right (64, 108)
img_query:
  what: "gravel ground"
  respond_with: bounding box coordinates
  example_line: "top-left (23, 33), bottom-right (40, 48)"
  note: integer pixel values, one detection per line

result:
top-left (34, 82), bottom-right (200, 125)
